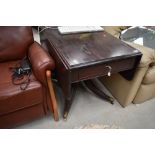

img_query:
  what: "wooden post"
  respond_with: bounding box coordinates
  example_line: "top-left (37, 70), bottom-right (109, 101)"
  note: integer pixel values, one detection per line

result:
top-left (46, 70), bottom-right (59, 121)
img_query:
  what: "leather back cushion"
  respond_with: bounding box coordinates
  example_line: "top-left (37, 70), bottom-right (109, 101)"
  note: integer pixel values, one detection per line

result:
top-left (103, 26), bottom-right (129, 38)
top-left (0, 26), bottom-right (34, 62)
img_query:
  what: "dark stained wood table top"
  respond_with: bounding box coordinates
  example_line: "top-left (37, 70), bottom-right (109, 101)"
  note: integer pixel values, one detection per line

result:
top-left (44, 29), bottom-right (141, 69)
top-left (42, 28), bottom-right (142, 119)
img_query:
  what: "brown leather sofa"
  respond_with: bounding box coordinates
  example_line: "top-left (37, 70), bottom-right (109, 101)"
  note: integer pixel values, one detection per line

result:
top-left (101, 26), bottom-right (155, 107)
top-left (0, 26), bottom-right (58, 128)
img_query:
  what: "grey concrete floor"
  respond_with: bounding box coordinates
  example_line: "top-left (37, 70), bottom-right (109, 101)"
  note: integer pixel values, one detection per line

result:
top-left (17, 81), bottom-right (155, 129)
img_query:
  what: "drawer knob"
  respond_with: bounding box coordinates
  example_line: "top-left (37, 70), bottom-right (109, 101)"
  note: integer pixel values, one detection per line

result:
top-left (105, 66), bottom-right (112, 76)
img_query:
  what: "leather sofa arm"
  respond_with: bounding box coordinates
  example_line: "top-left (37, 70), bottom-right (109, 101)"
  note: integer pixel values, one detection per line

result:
top-left (125, 41), bottom-right (155, 68)
top-left (28, 41), bottom-right (55, 85)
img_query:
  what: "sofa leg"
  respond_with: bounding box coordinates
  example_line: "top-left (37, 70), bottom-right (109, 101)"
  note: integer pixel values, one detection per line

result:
top-left (46, 70), bottom-right (59, 121)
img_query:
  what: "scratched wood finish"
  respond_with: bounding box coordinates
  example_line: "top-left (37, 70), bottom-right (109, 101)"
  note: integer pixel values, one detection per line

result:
top-left (44, 29), bottom-right (141, 68)
top-left (42, 28), bottom-right (142, 119)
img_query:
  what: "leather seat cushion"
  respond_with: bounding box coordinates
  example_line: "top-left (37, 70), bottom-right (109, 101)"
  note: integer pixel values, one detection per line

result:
top-left (143, 65), bottom-right (155, 84)
top-left (0, 61), bottom-right (43, 115)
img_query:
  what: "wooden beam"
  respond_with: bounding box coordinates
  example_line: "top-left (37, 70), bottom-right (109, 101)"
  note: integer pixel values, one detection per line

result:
top-left (46, 70), bottom-right (59, 121)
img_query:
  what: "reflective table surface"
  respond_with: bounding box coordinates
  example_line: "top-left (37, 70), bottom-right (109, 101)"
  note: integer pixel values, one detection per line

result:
top-left (121, 26), bottom-right (155, 50)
